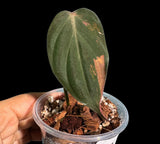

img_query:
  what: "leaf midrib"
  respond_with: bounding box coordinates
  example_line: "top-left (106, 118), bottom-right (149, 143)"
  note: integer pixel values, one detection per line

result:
top-left (69, 13), bottom-right (90, 101)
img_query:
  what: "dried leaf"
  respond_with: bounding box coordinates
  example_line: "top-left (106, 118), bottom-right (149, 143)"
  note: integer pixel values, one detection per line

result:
top-left (60, 116), bottom-right (83, 134)
top-left (93, 55), bottom-right (106, 96)
top-left (73, 127), bottom-right (84, 135)
top-left (43, 117), bottom-right (55, 126)
top-left (81, 106), bottom-right (101, 131)
top-left (63, 94), bottom-right (77, 114)
top-left (54, 121), bottom-right (61, 130)
top-left (55, 110), bottom-right (67, 122)
top-left (100, 101), bottom-right (111, 120)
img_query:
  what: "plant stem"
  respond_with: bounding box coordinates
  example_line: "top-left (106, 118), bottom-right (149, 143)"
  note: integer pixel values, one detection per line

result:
top-left (64, 88), bottom-right (69, 107)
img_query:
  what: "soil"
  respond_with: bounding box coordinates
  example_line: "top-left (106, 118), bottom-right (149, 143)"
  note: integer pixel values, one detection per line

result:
top-left (41, 93), bottom-right (120, 135)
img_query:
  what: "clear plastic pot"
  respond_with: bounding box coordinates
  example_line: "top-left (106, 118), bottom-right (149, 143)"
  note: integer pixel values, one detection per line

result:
top-left (33, 88), bottom-right (129, 144)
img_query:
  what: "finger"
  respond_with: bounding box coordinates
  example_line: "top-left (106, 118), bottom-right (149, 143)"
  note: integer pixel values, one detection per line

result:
top-left (19, 117), bottom-right (40, 133)
top-left (15, 129), bottom-right (29, 141)
top-left (18, 116), bottom-right (34, 130)
top-left (0, 113), bottom-right (18, 140)
top-left (10, 92), bottom-right (45, 121)
top-left (2, 134), bottom-right (15, 144)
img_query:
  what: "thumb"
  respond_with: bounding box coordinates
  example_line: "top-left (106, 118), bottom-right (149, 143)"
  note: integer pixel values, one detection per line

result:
top-left (0, 92), bottom-right (44, 121)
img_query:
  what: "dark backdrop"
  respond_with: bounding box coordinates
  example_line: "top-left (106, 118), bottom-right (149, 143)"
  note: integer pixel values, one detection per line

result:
top-left (1, 1), bottom-right (144, 144)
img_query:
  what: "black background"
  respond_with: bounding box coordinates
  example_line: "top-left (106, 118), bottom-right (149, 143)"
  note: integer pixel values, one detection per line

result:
top-left (1, 1), bottom-right (147, 144)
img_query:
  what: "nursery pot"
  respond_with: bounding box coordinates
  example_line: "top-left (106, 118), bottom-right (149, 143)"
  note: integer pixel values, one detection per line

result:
top-left (33, 88), bottom-right (129, 144)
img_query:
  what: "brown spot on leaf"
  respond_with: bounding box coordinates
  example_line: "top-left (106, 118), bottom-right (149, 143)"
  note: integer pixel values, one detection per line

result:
top-left (90, 64), bottom-right (97, 78)
top-left (93, 55), bottom-right (106, 96)
top-left (88, 23), bottom-right (101, 33)
top-left (82, 21), bottom-right (90, 26)
top-left (93, 23), bottom-right (100, 32)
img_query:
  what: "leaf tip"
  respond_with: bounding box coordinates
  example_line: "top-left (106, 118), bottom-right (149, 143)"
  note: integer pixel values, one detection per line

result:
top-left (70, 11), bottom-right (77, 16)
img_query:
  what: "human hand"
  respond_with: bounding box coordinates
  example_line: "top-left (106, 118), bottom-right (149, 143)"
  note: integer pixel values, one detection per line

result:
top-left (0, 92), bottom-right (45, 144)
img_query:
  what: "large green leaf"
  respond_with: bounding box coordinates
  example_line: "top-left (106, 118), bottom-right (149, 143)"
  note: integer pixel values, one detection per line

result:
top-left (47, 8), bottom-right (109, 116)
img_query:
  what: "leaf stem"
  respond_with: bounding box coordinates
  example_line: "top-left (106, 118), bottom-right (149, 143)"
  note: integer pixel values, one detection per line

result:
top-left (64, 88), bottom-right (69, 107)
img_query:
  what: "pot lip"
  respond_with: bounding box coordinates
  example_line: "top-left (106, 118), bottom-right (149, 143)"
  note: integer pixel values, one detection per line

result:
top-left (33, 88), bottom-right (129, 142)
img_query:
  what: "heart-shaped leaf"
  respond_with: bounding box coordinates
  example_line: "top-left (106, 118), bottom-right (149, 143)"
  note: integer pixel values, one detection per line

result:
top-left (47, 8), bottom-right (109, 116)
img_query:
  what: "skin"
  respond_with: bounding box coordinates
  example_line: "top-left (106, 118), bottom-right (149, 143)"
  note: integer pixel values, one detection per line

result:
top-left (0, 92), bottom-right (64, 144)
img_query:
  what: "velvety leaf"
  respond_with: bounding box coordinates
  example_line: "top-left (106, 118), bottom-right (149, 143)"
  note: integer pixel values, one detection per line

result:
top-left (47, 8), bottom-right (109, 116)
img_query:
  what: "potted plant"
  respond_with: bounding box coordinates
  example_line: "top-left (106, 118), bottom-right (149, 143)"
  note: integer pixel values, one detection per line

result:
top-left (33, 8), bottom-right (129, 144)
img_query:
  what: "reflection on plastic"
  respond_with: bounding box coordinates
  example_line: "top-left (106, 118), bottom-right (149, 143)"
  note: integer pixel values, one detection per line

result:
top-left (96, 135), bottom-right (118, 144)
top-left (33, 88), bottom-right (129, 144)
